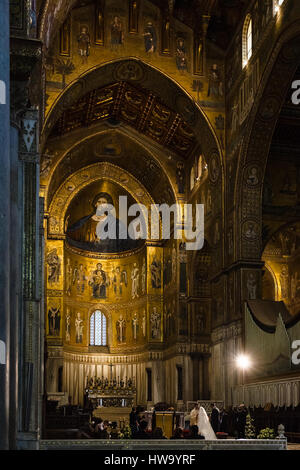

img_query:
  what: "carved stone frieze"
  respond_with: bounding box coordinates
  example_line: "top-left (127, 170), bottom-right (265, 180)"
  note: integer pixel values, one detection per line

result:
top-left (211, 320), bottom-right (242, 345)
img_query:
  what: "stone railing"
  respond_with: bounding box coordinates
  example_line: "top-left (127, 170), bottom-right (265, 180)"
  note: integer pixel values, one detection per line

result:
top-left (39, 438), bottom-right (287, 451)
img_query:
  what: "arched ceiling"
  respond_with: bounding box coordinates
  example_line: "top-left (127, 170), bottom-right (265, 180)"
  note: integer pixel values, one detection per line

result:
top-left (42, 58), bottom-right (223, 211)
top-left (42, 57), bottom-right (224, 246)
top-left (39, 0), bottom-right (249, 51)
top-left (43, 126), bottom-right (178, 211)
top-left (263, 222), bottom-right (300, 257)
top-left (47, 161), bottom-right (156, 238)
top-left (42, 58), bottom-right (221, 158)
top-left (262, 66), bottom-right (300, 245)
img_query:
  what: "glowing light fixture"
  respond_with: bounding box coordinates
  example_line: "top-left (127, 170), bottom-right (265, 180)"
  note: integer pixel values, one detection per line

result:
top-left (236, 354), bottom-right (251, 370)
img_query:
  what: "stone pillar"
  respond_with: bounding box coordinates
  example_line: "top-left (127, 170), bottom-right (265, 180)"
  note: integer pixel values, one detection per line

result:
top-left (202, 355), bottom-right (210, 400)
top-left (9, 124), bottom-right (21, 449)
top-left (0, 0), bottom-right (10, 451)
top-left (152, 358), bottom-right (165, 404)
top-left (183, 354), bottom-right (193, 402)
top-left (17, 108), bottom-right (42, 450)
top-left (10, 5), bottom-right (43, 447)
top-left (191, 353), bottom-right (200, 400)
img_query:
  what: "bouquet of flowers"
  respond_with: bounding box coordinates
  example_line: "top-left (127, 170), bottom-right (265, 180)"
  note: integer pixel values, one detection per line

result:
top-left (245, 414), bottom-right (256, 439)
top-left (119, 424), bottom-right (132, 440)
top-left (257, 427), bottom-right (275, 439)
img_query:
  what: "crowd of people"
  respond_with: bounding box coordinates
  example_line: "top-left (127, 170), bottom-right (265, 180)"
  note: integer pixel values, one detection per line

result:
top-left (189, 403), bottom-right (248, 438)
top-left (83, 403), bottom-right (249, 440)
top-left (86, 415), bottom-right (205, 440)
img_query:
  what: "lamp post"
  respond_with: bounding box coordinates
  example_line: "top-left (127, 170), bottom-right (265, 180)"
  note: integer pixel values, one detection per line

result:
top-left (236, 354), bottom-right (251, 404)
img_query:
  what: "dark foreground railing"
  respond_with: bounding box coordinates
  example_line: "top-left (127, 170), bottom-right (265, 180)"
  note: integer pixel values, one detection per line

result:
top-left (39, 438), bottom-right (287, 451)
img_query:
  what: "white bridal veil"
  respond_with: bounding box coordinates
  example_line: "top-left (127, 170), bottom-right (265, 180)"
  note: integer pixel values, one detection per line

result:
top-left (197, 407), bottom-right (217, 440)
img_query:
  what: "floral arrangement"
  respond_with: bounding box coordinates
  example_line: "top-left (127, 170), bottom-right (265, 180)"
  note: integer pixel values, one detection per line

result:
top-left (257, 427), bottom-right (275, 439)
top-left (119, 424), bottom-right (132, 440)
top-left (245, 414), bottom-right (256, 439)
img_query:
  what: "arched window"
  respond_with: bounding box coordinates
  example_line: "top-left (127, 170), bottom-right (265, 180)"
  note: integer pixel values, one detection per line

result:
top-left (190, 166), bottom-right (195, 190)
top-left (197, 155), bottom-right (203, 180)
top-left (242, 15), bottom-right (252, 68)
top-left (274, 0), bottom-right (285, 14)
top-left (90, 310), bottom-right (107, 346)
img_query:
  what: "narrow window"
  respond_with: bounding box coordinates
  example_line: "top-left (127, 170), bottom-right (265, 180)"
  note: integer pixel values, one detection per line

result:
top-left (242, 15), bottom-right (252, 68)
top-left (90, 311), bottom-right (107, 346)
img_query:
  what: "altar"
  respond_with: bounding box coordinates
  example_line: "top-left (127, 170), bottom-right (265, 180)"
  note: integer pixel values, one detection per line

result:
top-left (154, 412), bottom-right (175, 439)
top-left (85, 375), bottom-right (136, 427)
top-left (93, 407), bottom-right (132, 428)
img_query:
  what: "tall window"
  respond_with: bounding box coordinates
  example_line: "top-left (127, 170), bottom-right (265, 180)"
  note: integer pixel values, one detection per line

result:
top-left (242, 15), bottom-right (252, 68)
top-left (90, 311), bottom-right (107, 346)
top-left (274, 0), bottom-right (285, 14)
top-left (190, 166), bottom-right (195, 190)
top-left (246, 19), bottom-right (252, 61)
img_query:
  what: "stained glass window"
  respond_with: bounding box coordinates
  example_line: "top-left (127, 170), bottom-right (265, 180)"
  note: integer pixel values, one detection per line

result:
top-left (90, 311), bottom-right (107, 346)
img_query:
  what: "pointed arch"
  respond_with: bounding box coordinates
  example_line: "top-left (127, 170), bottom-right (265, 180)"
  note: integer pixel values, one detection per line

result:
top-left (235, 23), bottom-right (300, 260)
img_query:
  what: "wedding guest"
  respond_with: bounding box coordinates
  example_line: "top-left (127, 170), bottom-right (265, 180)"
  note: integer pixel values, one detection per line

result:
top-left (210, 403), bottom-right (220, 433)
top-left (135, 419), bottom-right (149, 439)
top-left (220, 407), bottom-right (229, 433)
top-left (187, 425), bottom-right (205, 440)
top-left (110, 421), bottom-right (119, 439)
top-left (129, 407), bottom-right (138, 436)
top-left (171, 427), bottom-right (184, 439)
top-left (236, 404), bottom-right (248, 438)
top-left (152, 427), bottom-right (167, 439)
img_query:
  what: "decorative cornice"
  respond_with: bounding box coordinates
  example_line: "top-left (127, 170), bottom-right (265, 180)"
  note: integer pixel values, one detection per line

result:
top-left (54, 341), bottom-right (211, 364)
top-left (211, 320), bottom-right (242, 344)
top-left (10, 37), bottom-right (42, 81)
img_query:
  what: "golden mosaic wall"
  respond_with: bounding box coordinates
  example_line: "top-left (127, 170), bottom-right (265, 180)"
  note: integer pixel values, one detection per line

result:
top-left (45, 0), bottom-right (224, 148)
top-left (45, 173), bottom-right (180, 352)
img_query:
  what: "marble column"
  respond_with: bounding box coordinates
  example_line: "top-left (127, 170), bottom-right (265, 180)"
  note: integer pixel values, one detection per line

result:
top-left (0, 0), bottom-right (10, 451)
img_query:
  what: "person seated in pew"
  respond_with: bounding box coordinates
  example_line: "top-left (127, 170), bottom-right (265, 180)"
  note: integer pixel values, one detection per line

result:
top-left (152, 427), bottom-right (167, 439)
top-left (170, 427), bottom-right (184, 439)
top-left (135, 420), bottom-right (150, 439)
top-left (187, 425), bottom-right (205, 439)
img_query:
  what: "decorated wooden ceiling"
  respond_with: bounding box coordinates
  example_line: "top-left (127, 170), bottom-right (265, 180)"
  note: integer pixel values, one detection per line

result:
top-left (49, 80), bottom-right (197, 159)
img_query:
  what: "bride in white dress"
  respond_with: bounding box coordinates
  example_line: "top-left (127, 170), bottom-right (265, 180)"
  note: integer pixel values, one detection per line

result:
top-left (197, 406), bottom-right (217, 440)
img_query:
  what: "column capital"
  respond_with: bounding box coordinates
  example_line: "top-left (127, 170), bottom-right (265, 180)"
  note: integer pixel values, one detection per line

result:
top-left (18, 107), bottom-right (39, 162)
